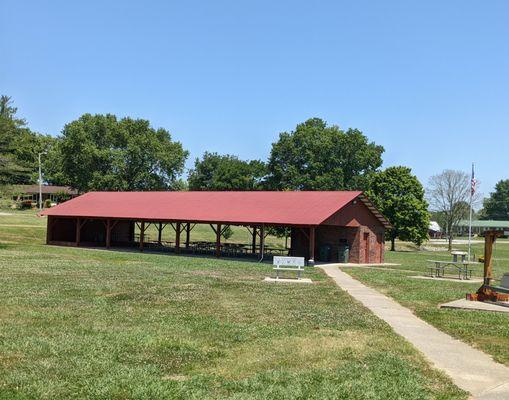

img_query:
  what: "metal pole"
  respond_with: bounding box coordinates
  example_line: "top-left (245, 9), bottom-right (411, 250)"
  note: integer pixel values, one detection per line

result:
top-left (468, 192), bottom-right (473, 261)
top-left (468, 163), bottom-right (474, 261)
top-left (38, 152), bottom-right (43, 210)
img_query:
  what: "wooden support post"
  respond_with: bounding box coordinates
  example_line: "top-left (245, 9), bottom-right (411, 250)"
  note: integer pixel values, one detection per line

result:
top-left (175, 222), bottom-right (181, 253)
top-left (129, 221), bottom-right (135, 243)
top-left (46, 216), bottom-right (53, 244)
top-left (484, 232), bottom-right (495, 285)
top-left (252, 226), bottom-right (257, 254)
top-left (158, 222), bottom-right (162, 245)
top-left (216, 223), bottom-right (221, 257)
top-left (309, 226), bottom-right (316, 266)
top-left (185, 223), bottom-right (191, 248)
top-left (139, 221), bottom-right (145, 251)
top-left (259, 224), bottom-right (265, 261)
top-left (76, 217), bottom-right (81, 247)
top-left (289, 227), bottom-right (294, 256)
top-left (106, 219), bottom-right (111, 249)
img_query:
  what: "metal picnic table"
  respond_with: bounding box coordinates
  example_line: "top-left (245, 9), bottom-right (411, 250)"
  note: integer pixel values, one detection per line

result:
top-left (427, 260), bottom-right (479, 280)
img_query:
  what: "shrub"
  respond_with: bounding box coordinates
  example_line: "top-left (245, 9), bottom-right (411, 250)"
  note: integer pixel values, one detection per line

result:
top-left (54, 191), bottom-right (71, 203)
top-left (44, 199), bottom-right (52, 208)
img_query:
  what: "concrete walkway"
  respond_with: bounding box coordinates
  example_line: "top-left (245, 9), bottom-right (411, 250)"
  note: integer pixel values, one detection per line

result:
top-left (320, 265), bottom-right (509, 400)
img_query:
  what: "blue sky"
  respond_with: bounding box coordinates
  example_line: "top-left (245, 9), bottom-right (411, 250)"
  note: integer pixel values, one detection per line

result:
top-left (2, 0), bottom-right (508, 195)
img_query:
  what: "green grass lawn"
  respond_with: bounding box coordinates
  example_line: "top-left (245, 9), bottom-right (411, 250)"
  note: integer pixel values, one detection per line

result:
top-left (343, 241), bottom-right (509, 366)
top-left (0, 211), bottom-right (466, 399)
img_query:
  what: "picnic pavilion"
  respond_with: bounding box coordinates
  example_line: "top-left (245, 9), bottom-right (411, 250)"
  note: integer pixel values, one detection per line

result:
top-left (40, 191), bottom-right (391, 264)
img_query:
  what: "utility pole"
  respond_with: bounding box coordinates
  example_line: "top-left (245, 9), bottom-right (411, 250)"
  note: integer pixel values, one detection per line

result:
top-left (38, 151), bottom-right (47, 210)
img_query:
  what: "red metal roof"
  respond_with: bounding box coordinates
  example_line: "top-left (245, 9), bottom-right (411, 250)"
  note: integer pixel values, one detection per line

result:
top-left (41, 191), bottom-right (388, 226)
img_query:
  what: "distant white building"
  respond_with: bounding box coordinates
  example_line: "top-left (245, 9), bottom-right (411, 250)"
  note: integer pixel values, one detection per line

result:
top-left (429, 221), bottom-right (442, 238)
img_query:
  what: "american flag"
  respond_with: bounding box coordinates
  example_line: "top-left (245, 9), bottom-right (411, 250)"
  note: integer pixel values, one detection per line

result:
top-left (471, 163), bottom-right (476, 195)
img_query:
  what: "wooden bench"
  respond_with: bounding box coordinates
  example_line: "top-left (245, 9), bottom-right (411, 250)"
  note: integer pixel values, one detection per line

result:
top-left (272, 256), bottom-right (305, 280)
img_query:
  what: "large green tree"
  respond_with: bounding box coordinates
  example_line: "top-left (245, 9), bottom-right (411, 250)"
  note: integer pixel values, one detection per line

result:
top-left (1, 96), bottom-right (29, 184)
top-left (367, 166), bottom-right (430, 251)
top-left (482, 179), bottom-right (509, 220)
top-left (46, 114), bottom-right (188, 192)
top-left (267, 118), bottom-right (384, 191)
top-left (0, 95), bottom-right (54, 185)
top-left (188, 152), bottom-right (266, 191)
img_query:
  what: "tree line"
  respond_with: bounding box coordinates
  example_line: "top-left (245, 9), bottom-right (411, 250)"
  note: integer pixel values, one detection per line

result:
top-left (2, 95), bottom-right (507, 249)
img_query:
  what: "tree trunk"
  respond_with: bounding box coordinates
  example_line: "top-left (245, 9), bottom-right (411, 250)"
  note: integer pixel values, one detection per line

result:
top-left (390, 236), bottom-right (396, 251)
top-left (448, 235), bottom-right (453, 251)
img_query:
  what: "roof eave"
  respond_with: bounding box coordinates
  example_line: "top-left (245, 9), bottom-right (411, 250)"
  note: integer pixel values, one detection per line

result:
top-left (357, 193), bottom-right (392, 229)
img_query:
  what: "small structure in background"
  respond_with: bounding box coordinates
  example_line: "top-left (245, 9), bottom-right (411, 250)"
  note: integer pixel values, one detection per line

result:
top-left (428, 221), bottom-right (442, 239)
top-left (40, 191), bottom-right (391, 264)
top-left (11, 185), bottom-right (78, 208)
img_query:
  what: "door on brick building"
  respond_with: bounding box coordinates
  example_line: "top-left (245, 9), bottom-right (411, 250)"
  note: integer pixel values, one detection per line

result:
top-left (363, 232), bottom-right (370, 263)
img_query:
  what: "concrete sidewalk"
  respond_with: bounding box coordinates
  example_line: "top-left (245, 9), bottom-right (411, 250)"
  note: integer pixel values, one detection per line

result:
top-left (320, 265), bottom-right (509, 400)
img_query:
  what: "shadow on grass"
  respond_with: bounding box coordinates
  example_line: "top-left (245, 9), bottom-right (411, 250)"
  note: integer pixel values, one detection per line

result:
top-left (46, 243), bottom-right (284, 266)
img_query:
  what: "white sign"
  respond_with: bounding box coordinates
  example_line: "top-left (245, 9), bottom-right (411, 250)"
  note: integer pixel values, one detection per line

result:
top-left (273, 256), bottom-right (305, 267)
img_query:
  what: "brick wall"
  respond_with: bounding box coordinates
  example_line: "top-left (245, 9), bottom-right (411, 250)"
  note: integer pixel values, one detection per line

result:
top-left (354, 225), bottom-right (385, 263)
top-left (290, 224), bottom-right (385, 264)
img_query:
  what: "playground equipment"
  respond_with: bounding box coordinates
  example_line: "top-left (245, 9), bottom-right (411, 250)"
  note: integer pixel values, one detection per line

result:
top-left (467, 230), bottom-right (509, 302)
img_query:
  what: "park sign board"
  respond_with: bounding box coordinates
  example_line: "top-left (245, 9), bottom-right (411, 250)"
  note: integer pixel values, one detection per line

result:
top-left (273, 256), bottom-right (305, 267)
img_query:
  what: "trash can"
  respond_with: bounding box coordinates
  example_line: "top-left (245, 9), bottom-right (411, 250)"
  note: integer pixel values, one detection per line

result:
top-left (319, 244), bottom-right (332, 262)
top-left (338, 244), bottom-right (350, 263)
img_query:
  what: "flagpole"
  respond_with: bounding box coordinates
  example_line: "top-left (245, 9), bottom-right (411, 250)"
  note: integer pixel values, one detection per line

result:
top-left (468, 163), bottom-right (474, 261)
